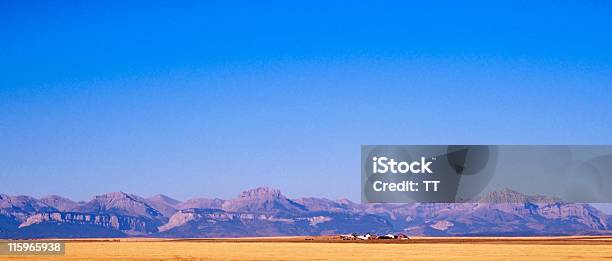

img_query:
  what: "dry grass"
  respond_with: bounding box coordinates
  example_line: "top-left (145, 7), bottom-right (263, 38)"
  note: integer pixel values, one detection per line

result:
top-left (2, 237), bottom-right (611, 260)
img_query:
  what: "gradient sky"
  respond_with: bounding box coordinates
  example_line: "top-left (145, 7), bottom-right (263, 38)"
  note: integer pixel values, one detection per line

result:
top-left (1, 1), bottom-right (611, 202)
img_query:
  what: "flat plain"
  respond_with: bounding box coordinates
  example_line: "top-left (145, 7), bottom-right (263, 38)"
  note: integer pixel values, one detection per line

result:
top-left (2, 236), bottom-right (611, 260)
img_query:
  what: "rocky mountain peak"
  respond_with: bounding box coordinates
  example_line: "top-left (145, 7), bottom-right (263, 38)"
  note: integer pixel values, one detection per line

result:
top-left (39, 195), bottom-right (79, 212)
top-left (147, 194), bottom-right (181, 206)
top-left (0, 195), bottom-right (54, 212)
top-left (479, 188), bottom-right (528, 203)
top-left (95, 192), bottom-right (134, 200)
top-left (72, 192), bottom-right (164, 220)
top-left (222, 187), bottom-right (306, 214)
top-left (238, 187), bottom-right (283, 199)
top-left (145, 194), bottom-right (182, 218)
top-left (478, 188), bottom-right (560, 203)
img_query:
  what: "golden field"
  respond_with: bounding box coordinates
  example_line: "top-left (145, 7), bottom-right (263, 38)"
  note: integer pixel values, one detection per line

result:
top-left (2, 237), bottom-right (611, 260)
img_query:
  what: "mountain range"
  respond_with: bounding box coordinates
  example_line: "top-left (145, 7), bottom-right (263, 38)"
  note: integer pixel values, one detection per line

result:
top-left (1, 187), bottom-right (610, 238)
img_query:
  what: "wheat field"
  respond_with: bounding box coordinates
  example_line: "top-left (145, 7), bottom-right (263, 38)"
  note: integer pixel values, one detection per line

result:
top-left (2, 237), bottom-right (611, 260)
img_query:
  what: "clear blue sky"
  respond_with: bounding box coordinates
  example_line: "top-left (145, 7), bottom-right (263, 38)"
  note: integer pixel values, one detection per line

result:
top-left (1, 1), bottom-right (611, 201)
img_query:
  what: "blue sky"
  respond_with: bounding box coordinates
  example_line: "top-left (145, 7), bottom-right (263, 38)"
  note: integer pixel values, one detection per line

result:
top-left (1, 1), bottom-right (611, 202)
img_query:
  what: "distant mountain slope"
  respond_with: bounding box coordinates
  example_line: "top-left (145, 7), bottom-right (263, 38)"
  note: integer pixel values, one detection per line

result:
top-left (0, 194), bottom-right (56, 221)
top-left (220, 187), bottom-right (307, 214)
top-left (177, 198), bottom-right (224, 210)
top-left (293, 197), bottom-right (349, 213)
top-left (0, 188), bottom-right (610, 238)
top-left (40, 195), bottom-right (80, 212)
top-left (71, 192), bottom-right (164, 219)
top-left (1, 192), bottom-right (169, 237)
top-left (0, 194), bottom-right (58, 237)
top-left (157, 208), bottom-right (394, 238)
top-left (145, 194), bottom-right (182, 217)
